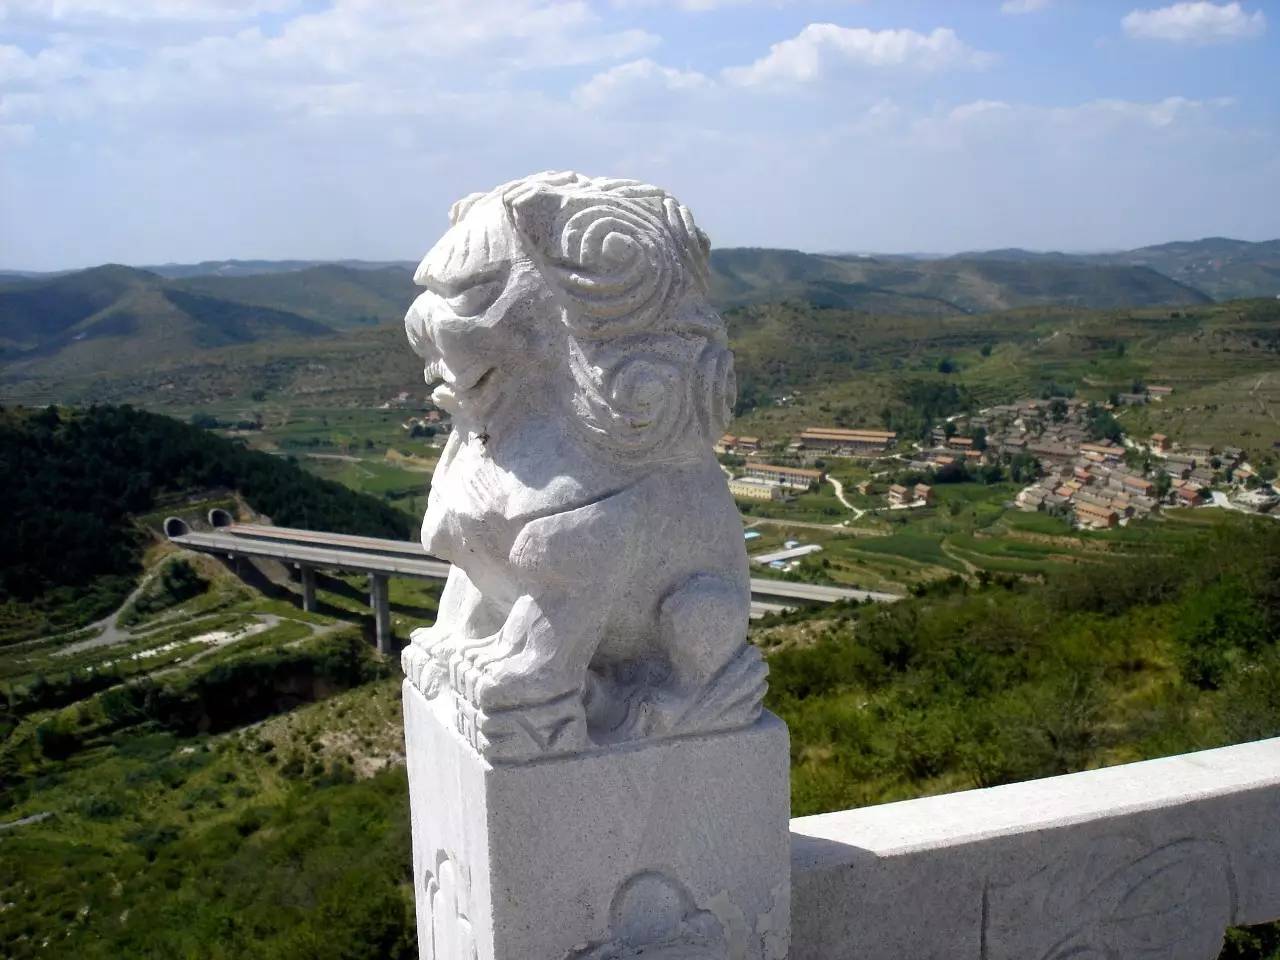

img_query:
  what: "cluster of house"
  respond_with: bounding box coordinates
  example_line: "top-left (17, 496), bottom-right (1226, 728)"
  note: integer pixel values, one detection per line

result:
top-left (1014, 445), bottom-right (1163, 529)
top-left (719, 425), bottom-right (897, 502)
top-left (899, 398), bottom-right (1101, 473)
top-left (789, 427), bottom-right (897, 461)
top-left (715, 433), bottom-right (761, 456)
top-left (1014, 435), bottom-right (1255, 528)
top-left (726, 462), bottom-right (824, 502)
top-left (887, 483), bottom-right (934, 509)
top-left (1115, 384), bottom-right (1174, 406)
top-left (400, 409), bottom-right (450, 440)
top-left (717, 426), bottom-right (899, 462)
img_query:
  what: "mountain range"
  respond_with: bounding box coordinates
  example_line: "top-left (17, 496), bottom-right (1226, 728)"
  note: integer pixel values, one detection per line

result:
top-left (0, 237), bottom-right (1275, 403)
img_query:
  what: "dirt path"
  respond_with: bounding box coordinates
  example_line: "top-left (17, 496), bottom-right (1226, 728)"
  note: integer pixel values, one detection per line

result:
top-left (49, 565), bottom-right (169, 655)
top-left (0, 812), bottom-right (53, 832)
top-left (148, 614), bottom-right (344, 678)
top-left (826, 476), bottom-right (865, 518)
top-left (940, 540), bottom-right (981, 576)
top-left (305, 452), bottom-right (363, 463)
top-left (744, 516), bottom-right (884, 536)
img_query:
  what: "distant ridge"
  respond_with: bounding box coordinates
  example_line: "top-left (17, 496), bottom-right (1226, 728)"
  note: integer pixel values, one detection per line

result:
top-left (3, 236), bottom-right (1275, 300)
top-left (708, 247), bottom-right (1212, 315)
top-left (1, 236), bottom-right (1275, 395)
top-left (0, 264), bottom-right (342, 379)
top-left (142, 258), bottom-right (417, 279)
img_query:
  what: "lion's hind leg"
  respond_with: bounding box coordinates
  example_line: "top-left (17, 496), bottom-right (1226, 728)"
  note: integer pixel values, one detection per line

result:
top-left (654, 573), bottom-right (766, 735)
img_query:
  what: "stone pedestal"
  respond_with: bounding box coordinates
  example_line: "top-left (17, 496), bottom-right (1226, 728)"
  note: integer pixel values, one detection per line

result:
top-left (403, 679), bottom-right (791, 960)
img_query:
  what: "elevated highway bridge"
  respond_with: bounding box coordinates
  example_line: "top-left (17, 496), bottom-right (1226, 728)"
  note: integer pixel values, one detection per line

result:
top-left (165, 511), bottom-right (899, 653)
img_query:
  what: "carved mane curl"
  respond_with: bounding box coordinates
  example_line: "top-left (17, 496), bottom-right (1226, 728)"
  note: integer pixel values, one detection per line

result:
top-left (455, 171), bottom-right (735, 463)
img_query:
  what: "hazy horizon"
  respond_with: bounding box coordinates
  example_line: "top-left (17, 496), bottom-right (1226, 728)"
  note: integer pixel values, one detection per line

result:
top-left (2, 1), bottom-right (1278, 271)
top-left (4, 232), bottom-right (1279, 277)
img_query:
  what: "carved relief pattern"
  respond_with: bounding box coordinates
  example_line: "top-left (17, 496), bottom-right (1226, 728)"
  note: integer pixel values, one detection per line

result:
top-left (983, 836), bottom-right (1238, 960)
top-left (566, 871), bottom-right (727, 960)
top-left (422, 851), bottom-right (477, 960)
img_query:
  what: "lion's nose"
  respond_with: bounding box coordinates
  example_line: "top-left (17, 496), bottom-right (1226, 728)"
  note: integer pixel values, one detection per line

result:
top-left (405, 295), bottom-right (440, 362)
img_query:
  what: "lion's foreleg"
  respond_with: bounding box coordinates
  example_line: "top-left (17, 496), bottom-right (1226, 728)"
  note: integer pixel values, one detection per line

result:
top-left (418, 566), bottom-right (504, 651)
top-left (405, 566), bottom-right (504, 690)
top-left (459, 590), bottom-right (603, 711)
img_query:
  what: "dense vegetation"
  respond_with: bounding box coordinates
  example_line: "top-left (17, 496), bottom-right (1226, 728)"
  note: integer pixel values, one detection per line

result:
top-left (2, 633), bottom-right (414, 960)
top-left (0, 405), bottom-right (410, 640)
top-left (4, 510), bottom-right (1279, 957)
top-left (118, 558), bottom-right (208, 628)
top-left (0, 254), bottom-right (1277, 955)
top-left (765, 515), bottom-right (1280, 814)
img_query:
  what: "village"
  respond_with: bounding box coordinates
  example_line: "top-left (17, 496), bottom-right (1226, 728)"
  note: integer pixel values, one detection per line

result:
top-left (715, 385), bottom-right (1280, 531)
top-left (400, 382), bottom-right (1278, 535)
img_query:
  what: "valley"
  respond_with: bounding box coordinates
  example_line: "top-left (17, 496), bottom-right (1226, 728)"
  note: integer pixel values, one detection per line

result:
top-left (2, 240), bottom-right (1279, 959)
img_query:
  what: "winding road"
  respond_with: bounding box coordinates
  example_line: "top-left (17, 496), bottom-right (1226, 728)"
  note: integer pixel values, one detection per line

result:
top-left (826, 476), bottom-right (866, 518)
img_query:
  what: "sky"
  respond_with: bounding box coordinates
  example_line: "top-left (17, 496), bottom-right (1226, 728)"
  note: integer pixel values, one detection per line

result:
top-left (0, 0), bottom-right (1277, 270)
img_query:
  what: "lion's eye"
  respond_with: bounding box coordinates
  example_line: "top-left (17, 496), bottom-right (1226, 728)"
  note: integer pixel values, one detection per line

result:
top-left (446, 280), bottom-right (504, 317)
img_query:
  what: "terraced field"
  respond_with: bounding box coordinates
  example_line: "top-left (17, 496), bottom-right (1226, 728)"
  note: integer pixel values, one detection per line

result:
top-left (742, 477), bottom-right (1268, 596)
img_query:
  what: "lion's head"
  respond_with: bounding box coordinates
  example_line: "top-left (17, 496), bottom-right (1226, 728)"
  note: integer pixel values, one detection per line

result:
top-left (405, 171), bottom-right (735, 463)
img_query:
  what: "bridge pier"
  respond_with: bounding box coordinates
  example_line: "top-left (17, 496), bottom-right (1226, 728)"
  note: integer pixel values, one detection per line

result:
top-left (300, 565), bottom-right (317, 613)
top-left (368, 573), bottom-right (392, 655)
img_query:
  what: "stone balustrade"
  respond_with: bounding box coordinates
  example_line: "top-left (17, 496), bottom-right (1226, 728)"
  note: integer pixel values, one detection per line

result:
top-left (396, 171), bottom-right (1280, 960)
top-left (791, 736), bottom-right (1280, 960)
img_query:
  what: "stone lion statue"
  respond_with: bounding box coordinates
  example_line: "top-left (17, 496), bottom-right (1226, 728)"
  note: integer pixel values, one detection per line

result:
top-left (401, 171), bottom-right (764, 760)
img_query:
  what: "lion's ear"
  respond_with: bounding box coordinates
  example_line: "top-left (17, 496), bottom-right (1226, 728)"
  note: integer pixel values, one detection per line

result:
top-left (503, 183), bottom-right (565, 260)
top-left (449, 192), bottom-right (488, 226)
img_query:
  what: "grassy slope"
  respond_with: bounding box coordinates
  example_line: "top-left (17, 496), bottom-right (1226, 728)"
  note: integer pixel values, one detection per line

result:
top-left (172, 265), bottom-right (417, 329)
top-left (4, 509), bottom-right (1279, 958)
top-left (728, 298), bottom-right (1280, 462)
top-left (709, 248), bottom-right (1213, 313)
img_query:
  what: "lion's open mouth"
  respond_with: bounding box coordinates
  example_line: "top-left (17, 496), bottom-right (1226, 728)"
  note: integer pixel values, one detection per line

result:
top-left (429, 364), bottom-right (497, 411)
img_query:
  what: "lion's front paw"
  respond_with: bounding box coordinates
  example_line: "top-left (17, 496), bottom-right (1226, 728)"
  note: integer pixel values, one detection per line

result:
top-left (409, 624), bottom-right (451, 658)
top-left (404, 631), bottom-right (452, 698)
top-left (471, 649), bottom-right (580, 711)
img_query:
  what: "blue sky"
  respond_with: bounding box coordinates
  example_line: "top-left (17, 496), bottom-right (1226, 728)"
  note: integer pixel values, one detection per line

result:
top-left (0, 0), bottom-right (1276, 270)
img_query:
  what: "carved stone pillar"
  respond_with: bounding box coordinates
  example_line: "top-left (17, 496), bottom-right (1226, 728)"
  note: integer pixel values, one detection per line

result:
top-left (404, 682), bottom-right (789, 960)
top-left (399, 172), bottom-right (791, 960)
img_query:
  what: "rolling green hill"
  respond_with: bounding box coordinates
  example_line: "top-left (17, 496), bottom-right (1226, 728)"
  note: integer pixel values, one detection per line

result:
top-left (725, 296), bottom-right (1280, 462)
top-left (947, 238), bottom-right (1280, 301)
top-left (1, 241), bottom-right (1276, 427)
top-left (0, 266), bottom-right (334, 380)
top-left (142, 258), bottom-right (415, 279)
top-left (171, 265), bottom-right (417, 329)
top-left (709, 248), bottom-right (1213, 314)
top-left (1096, 237), bottom-right (1280, 301)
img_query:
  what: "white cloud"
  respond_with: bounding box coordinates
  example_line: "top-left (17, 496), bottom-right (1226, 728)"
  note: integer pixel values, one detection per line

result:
top-left (916, 95), bottom-right (1233, 136)
top-left (612, 0), bottom-right (749, 8)
top-left (0, 0), bottom-right (298, 24)
top-left (574, 58), bottom-right (711, 109)
top-left (1122, 2), bottom-right (1266, 43)
top-left (0, 122), bottom-right (35, 146)
top-left (947, 99), bottom-right (1012, 122)
top-left (724, 24), bottom-right (993, 87)
top-left (0, 0), bottom-right (660, 131)
top-left (1, 1), bottom-right (1275, 268)
top-left (1000, 0), bottom-right (1051, 13)
top-left (611, 0), bottom-right (870, 8)
top-left (612, 0), bottom-right (864, 9)
top-left (0, 40), bottom-right (87, 86)
top-left (1051, 95), bottom-right (1235, 128)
